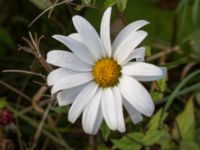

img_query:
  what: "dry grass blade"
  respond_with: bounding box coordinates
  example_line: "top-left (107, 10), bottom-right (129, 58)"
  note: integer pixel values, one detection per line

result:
top-left (19, 32), bottom-right (53, 72)
top-left (28, 0), bottom-right (73, 27)
top-left (0, 80), bottom-right (31, 101)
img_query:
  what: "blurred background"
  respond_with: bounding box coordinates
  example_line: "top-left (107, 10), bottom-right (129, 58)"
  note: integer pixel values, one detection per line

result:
top-left (0, 0), bottom-right (200, 149)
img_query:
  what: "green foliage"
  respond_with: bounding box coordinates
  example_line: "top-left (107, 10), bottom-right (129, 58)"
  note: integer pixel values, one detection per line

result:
top-left (180, 141), bottom-right (199, 150)
top-left (104, 0), bottom-right (116, 8)
top-left (173, 98), bottom-right (195, 141)
top-left (29, 0), bottom-right (52, 10)
top-left (145, 46), bottom-right (151, 57)
top-left (82, 0), bottom-right (91, 5)
top-left (0, 98), bottom-right (7, 110)
top-left (148, 109), bottom-right (168, 131)
top-left (1, 0), bottom-right (200, 149)
top-left (112, 132), bottom-right (144, 150)
top-left (0, 25), bottom-right (15, 54)
top-left (101, 122), bottom-right (111, 141)
top-left (116, 0), bottom-right (128, 12)
top-left (142, 130), bottom-right (167, 146)
top-left (51, 106), bottom-right (69, 113)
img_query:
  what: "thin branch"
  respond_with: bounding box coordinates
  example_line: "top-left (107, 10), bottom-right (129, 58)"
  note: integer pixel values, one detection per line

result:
top-left (19, 32), bottom-right (53, 73)
top-left (0, 80), bottom-right (31, 101)
top-left (3, 69), bottom-right (46, 79)
top-left (146, 45), bottom-right (180, 62)
top-left (30, 100), bottom-right (53, 150)
top-left (28, 0), bottom-right (73, 27)
top-left (48, 0), bottom-right (59, 18)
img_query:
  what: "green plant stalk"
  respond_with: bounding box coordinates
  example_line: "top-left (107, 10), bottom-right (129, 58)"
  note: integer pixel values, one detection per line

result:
top-left (159, 70), bottom-right (200, 127)
top-left (156, 82), bottom-right (200, 105)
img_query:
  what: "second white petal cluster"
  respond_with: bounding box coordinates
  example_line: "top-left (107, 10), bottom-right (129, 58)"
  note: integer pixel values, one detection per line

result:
top-left (46, 7), bottom-right (166, 134)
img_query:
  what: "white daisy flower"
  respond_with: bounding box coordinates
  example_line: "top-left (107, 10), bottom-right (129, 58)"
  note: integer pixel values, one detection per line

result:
top-left (46, 7), bottom-right (166, 135)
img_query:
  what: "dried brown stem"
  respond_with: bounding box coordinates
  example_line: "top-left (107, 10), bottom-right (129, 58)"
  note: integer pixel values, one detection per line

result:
top-left (146, 45), bottom-right (180, 62)
top-left (28, 0), bottom-right (73, 27)
top-left (48, 0), bottom-right (59, 18)
top-left (0, 80), bottom-right (31, 101)
top-left (30, 100), bottom-right (53, 150)
top-left (28, 32), bottom-right (53, 72)
top-left (3, 69), bottom-right (46, 79)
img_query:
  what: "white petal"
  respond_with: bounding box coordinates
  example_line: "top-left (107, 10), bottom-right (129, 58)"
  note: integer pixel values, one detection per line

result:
top-left (72, 16), bottom-right (105, 59)
top-left (46, 50), bottom-right (92, 71)
top-left (51, 73), bottom-right (93, 94)
top-left (68, 33), bottom-right (83, 43)
top-left (123, 99), bottom-right (143, 124)
top-left (100, 7), bottom-right (112, 57)
top-left (52, 35), bottom-right (95, 65)
top-left (121, 47), bottom-right (146, 65)
top-left (82, 88), bottom-right (103, 134)
top-left (119, 76), bottom-right (154, 116)
top-left (112, 20), bottom-right (149, 51)
top-left (112, 86), bottom-right (125, 132)
top-left (122, 62), bottom-right (165, 81)
top-left (101, 88), bottom-right (117, 130)
top-left (114, 31), bottom-right (147, 64)
top-left (57, 85), bottom-right (84, 106)
top-left (47, 68), bottom-right (76, 86)
top-left (68, 82), bottom-right (98, 123)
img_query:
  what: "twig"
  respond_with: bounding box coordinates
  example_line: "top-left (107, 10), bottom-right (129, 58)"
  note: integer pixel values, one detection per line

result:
top-left (181, 63), bottom-right (196, 79)
top-left (28, 32), bottom-right (53, 72)
top-left (48, 0), bottom-right (59, 18)
top-left (30, 100), bottom-right (53, 150)
top-left (32, 80), bottom-right (48, 86)
top-left (3, 69), bottom-right (46, 80)
top-left (28, 0), bottom-right (73, 27)
top-left (19, 32), bottom-right (53, 73)
top-left (32, 86), bottom-right (48, 102)
top-left (146, 45), bottom-right (180, 62)
top-left (7, 105), bottom-right (66, 147)
top-left (0, 80), bottom-right (31, 101)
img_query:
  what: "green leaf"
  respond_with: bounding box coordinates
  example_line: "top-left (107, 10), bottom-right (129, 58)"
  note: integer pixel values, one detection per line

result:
top-left (176, 99), bottom-right (195, 140)
top-left (51, 106), bottom-right (69, 113)
top-left (195, 92), bottom-right (200, 106)
top-left (29, 0), bottom-right (52, 10)
top-left (148, 109), bottom-right (168, 131)
top-left (161, 70), bottom-right (200, 124)
top-left (192, 0), bottom-right (200, 27)
top-left (97, 144), bottom-right (110, 150)
top-left (0, 26), bottom-right (15, 48)
top-left (82, 0), bottom-right (91, 5)
top-left (116, 0), bottom-right (128, 12)
top-left (101, 122), bottom-right (111, 141)
top-left (194, 128), bottom-right (200, 147)
top-left (142, 130), bottom-right (167, 146)
top-left (158, 131), bottom-right (177, 150)
top-left (112, 132), bottom-right (144, 150)
top-left (151, 91), bottom-right (163, 102)
top-left (180, 140), bottom-right (199, 150)
top-left (0, 98), bottom-right (7, 110)
top-left (104, 0), bottom-right (116, 8)
top-left (157, 76), bottom-right (168, 92)
top-left (145, 46), bottom-right (151, 57)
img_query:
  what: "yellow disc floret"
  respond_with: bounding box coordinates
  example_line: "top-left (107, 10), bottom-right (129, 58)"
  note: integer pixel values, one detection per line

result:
top-left (92, 58), bottom-right (121, 88)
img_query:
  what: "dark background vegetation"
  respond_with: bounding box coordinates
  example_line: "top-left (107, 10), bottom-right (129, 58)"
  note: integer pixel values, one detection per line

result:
top-left (0, 0), bottom-right (200, 149)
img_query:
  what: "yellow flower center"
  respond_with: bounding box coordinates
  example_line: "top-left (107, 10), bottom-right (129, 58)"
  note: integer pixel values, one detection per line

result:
top-left (92, 58), bottom-right (121, 87)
